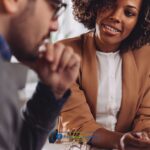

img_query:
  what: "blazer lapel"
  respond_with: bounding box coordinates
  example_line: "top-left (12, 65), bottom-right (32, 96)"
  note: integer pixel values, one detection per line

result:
top-left (116, 50), bottom-right (139, 132)
top-left (80, 32), bottom-right (98, 118)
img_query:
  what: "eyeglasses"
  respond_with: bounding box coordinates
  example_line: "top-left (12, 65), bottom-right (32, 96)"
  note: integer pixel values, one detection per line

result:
top-left (48, 1), bottom-right (67, 20)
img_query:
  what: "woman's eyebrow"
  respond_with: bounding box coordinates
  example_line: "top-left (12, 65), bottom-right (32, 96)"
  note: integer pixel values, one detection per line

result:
top-left (126, 5), bottom-right (138, 10)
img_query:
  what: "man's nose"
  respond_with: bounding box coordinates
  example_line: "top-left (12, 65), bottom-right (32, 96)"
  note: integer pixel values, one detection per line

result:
top-left (49, 19), bottom-right (59, 32)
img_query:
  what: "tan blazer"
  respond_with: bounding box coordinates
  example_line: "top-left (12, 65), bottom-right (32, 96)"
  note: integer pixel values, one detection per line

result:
top-left (58, 31), bottom-right (150, 138)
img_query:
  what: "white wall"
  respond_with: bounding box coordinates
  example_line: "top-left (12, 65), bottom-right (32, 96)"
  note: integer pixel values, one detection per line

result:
top-left (51, 0), bottom-right (88, 42)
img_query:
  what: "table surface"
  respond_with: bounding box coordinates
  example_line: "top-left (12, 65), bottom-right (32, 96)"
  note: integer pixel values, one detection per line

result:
top-left (42, 141), bottom-right (111, 150)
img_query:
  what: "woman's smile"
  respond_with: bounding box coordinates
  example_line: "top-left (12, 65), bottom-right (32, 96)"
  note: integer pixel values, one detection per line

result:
top-left (101, 23), bottom-right (122, 36)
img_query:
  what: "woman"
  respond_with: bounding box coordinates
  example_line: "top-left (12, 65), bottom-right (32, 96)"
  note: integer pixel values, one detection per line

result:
top-left (57, 0), bottom-right (150, 149)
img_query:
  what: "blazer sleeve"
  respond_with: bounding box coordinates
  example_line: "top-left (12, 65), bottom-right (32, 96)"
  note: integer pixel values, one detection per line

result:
top-left (58, 82), bottom-right (102, 142)
top-left (133, 73), bottom-right (150, 132)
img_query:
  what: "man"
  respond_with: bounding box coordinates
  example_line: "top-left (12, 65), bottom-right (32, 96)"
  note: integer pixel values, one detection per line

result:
top-left (0, 0), bottom-right (80, 150)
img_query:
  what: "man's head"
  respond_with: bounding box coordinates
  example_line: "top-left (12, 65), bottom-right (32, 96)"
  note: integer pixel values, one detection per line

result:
top-left (0, 0), bottom-right (65, 61)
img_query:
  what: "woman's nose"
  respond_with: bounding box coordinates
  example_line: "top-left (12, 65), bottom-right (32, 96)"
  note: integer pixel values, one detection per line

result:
top-left (109, 9), bottom-right (122, 23)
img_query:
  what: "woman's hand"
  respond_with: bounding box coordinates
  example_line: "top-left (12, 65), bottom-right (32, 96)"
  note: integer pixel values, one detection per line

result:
top-left (120, 131), bottom-right (150, 150)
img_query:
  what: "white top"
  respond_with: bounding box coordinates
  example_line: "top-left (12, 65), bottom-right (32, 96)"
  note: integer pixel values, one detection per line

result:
top-left (96, 50), bottom-right (122, 131)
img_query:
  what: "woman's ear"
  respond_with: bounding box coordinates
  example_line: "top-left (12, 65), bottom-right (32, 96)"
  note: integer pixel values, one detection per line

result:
top-left (2, 0), bottom-right (19, 14)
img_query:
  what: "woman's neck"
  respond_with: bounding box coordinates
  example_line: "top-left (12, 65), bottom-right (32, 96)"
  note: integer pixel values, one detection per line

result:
top-left (94, 32), bottom-right (120, 53)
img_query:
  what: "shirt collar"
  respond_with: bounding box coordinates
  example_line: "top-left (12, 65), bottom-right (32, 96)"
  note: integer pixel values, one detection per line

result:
top-left (0, 35), bottom-right (11, 61)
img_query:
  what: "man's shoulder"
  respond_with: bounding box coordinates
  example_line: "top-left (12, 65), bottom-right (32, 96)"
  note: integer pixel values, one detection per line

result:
top-left (0, 57), bottom-right (27, 90)
top-left (0, 57), bottom-right (19, 115)
top-left (0, 57), bottom-right (21, 149)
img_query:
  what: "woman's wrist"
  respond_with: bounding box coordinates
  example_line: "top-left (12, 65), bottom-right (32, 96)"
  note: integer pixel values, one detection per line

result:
top-left (91, 128), bottom-right (123, 149)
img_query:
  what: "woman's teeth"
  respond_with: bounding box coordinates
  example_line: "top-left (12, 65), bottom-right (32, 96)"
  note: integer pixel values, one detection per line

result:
top-left (104, 24), bottom-right (120, 33)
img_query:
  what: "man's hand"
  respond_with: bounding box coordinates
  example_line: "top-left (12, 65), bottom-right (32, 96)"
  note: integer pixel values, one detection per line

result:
top-left (24, 42), bottom-right (81, 99)
top-left (120, 131), bottom-right (150, 150)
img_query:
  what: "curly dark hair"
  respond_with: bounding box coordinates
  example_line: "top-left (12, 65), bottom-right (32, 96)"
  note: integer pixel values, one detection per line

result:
top-left (72, 0), bottom-right (150, 51)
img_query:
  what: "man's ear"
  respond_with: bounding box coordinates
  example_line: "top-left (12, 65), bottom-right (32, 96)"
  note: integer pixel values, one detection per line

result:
top-left (2, 0), bottom-right (19, 14)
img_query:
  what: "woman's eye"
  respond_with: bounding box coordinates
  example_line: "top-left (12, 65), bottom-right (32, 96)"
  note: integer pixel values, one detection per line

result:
top-left (125, 10), bottom-right (136, 17)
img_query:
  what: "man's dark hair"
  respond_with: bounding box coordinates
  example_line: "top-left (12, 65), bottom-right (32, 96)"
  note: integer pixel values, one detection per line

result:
top-left (72, 0), bottom-right (150, 52)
